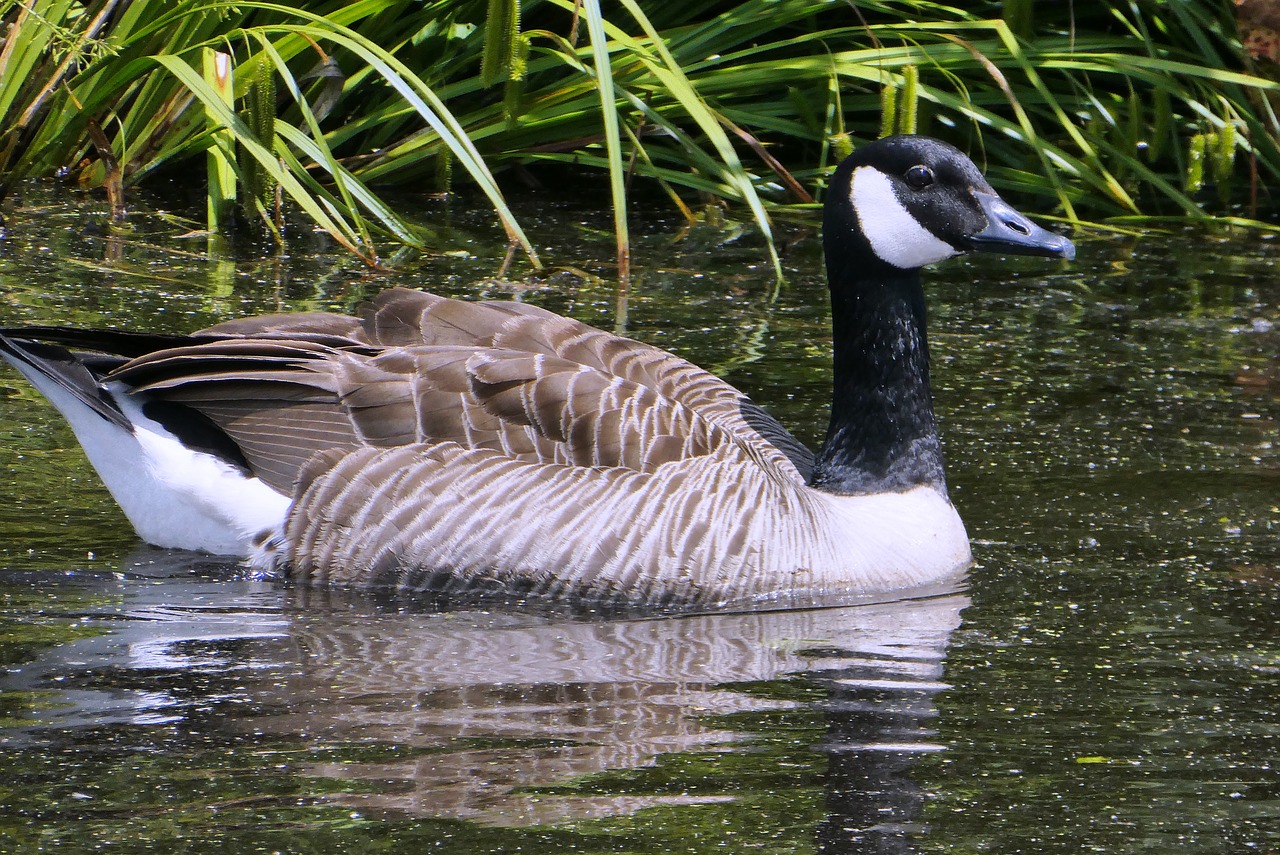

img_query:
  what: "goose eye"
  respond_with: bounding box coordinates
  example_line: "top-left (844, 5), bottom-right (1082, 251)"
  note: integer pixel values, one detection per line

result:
top-left (904, 165), bottom-right (935, 190)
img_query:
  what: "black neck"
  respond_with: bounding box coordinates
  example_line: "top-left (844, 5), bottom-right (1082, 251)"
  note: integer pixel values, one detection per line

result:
top-left (810, 228), bottom-right (946, 496)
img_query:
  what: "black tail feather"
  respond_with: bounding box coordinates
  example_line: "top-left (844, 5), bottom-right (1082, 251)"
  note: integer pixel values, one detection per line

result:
top-left (0, 326), bottom-right (195, 359)
top-left (0, 333), bottom-right (131, 430)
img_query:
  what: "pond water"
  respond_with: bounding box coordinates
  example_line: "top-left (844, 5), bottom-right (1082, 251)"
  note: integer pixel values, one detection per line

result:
top-left (0, 184), bottom-right (1275, 854)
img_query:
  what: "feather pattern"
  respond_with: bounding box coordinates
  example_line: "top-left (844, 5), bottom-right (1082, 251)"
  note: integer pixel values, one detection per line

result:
top-left (114, 289), bottom-right (813, 484)
top-left (94, 287), bottom-right (862, 603)
top-left (275, 440), bottom-right (966, 602)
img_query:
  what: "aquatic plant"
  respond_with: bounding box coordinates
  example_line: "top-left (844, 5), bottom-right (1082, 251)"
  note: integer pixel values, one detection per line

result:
top-left (0, 0), bottom-right (1277, 269)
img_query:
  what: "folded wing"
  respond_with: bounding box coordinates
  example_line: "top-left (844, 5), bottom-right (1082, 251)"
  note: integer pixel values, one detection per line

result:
top-left (112, 288), bottom-right (813, 492)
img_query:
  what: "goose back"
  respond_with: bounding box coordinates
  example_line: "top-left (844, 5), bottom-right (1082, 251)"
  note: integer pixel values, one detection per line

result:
top-left (114, 289), bottom-right (815, 487)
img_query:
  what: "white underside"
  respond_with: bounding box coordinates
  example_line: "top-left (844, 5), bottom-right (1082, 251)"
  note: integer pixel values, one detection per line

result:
top-left (8, 360), bottom-right (288, 556)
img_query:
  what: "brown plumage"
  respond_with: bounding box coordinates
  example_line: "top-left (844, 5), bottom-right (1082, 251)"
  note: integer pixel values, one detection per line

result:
top-left (102, 287), bottom-right (855, 603)
top-left (121, 289), bottom-right (812, 483)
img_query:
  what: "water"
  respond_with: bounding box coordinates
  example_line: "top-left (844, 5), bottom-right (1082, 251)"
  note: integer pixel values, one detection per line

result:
top-left (0, 185), bottom-right (1275, 853)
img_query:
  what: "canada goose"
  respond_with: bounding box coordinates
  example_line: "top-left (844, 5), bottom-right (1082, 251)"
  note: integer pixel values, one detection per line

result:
top-left (0, 135), bottom-right (1073, 605)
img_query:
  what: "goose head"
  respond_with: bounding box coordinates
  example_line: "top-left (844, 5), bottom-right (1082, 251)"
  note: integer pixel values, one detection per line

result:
top-left (824, 135), bottom-right (1075, 276)
top-left (812, 135), bottom-right (1074, 496)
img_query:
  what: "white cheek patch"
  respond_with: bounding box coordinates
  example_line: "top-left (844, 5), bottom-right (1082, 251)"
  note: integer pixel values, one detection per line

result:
top-left (850, 166), bottom-right (958, 269)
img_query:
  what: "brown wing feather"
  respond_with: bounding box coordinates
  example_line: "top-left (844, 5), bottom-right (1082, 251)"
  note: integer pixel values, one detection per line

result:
top-left (361, 289), bottom-right (812, 480)
top-left (199, 311), bottom-right (367, 344)
top-left (189, 398), bottom-right (360, 491)
top-left (466, 350), bottom-right (719, 470)
top-left (359, 288), bottom-right (559, 347)
top-left (110, 339), bottom-right (360, 491)
top-left (331, 347), bottom-right (562, 460)
top-left (104, 288), bottom-right (810, 492)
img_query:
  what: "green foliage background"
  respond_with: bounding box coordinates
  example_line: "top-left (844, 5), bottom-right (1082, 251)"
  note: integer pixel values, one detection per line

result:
top-left (1, 0), bottom-right (1276, 268)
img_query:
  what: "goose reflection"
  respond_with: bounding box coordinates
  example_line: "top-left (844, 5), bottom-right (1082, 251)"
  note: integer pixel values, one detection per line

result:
top-left (2, 549), bottom-right (966, 846)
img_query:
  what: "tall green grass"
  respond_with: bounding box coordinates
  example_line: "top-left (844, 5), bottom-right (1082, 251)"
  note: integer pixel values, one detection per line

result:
top-left (0, 0), bottom-right (1276, 269)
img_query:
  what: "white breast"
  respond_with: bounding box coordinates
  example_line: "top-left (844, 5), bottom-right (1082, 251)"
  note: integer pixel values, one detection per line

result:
top-left (797, 485), bottom-right (972, 594)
